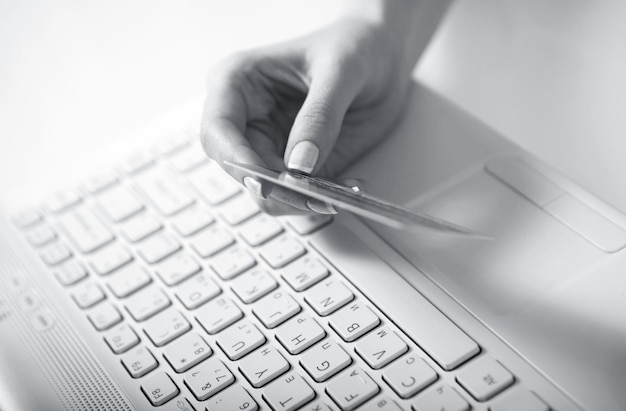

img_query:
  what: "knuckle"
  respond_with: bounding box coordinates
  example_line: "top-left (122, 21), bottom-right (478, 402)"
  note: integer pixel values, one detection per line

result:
top-left (342, 55), bottom-right (367, 81)
top-left (299, 100), bottom-right (337, 129)
top-left (218, 51), bottom-right (256, 78)
top-left (315, 50), bottom-right (367, 82)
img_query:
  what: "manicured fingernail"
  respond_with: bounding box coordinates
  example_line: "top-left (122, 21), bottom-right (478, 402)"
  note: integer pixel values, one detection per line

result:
top-left (287, 141), bottom-right (319, 174)
top-left (306, 198), bottom-right (337, 215)
top-left (243, 177), bottom-right (265, 199)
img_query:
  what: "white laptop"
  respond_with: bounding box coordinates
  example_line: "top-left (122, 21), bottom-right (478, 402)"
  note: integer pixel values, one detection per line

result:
top-left (0, 79), bottom-right (623, 411)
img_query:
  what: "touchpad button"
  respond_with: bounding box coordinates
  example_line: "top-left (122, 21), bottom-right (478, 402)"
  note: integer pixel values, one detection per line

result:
top-left (486, 157), bottom-right (626, 253)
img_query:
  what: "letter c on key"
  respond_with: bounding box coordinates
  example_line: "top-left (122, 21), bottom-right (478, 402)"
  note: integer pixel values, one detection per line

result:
top-left (402, 376), bottom-right (416, 387)
top-left (316, 361), bottom-right (330, 371)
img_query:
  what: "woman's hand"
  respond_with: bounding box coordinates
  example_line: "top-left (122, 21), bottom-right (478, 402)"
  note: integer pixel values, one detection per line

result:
top-left (200, 1), bottom-right (452, 215)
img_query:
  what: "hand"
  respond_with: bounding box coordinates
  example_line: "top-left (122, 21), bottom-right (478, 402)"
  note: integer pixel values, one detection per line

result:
top-left (200, 18), bottom-right (413, 215)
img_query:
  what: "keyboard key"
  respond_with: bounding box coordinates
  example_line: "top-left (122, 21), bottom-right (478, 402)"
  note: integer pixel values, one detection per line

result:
top-left (71, 282), bottom-right (105, 309)
top-left (263, 372), bottom-right (315, 411)
top-left (382, 355), bottom-right (438, 399)
top-left (253, 290), bottom-right (300, 329)
top-left (169, 145), bottom-right (207, 173)
top-left (216, 320), bottom-right (266, 360)
top-left (355, 326), bottom-right (408, 369)
top-left (141, 372), bottom-right (179, 406)
top-left (25, 225), bottom-right (56, 247)
top-left (83, 169), bottom-right (119, 194)
top-left (276, 313), bottom-right (325, 355)
top-left (155, 252), bottom-right (201, 286)
top-left (305, 279), bottom-right (354, 316)
top-left (326, 367), bottom-right (380, 411)
top-left (121, 151), bottom-right (155, 175)
top-left (286, 214), bottom-right (332, 235)
top-left (54, 260), bottom-right (88, 286)
top-left (300, 339), bottom-right (352, 382)
top-left (171, 206), bottom-right (214, 237)
top-left (188, 162), bottom-right (240, 206)
top-left (329, 302), bottom-right (380, 342)
top-left (163, 333), bottom-right (212, 373)
top-left (189, 225), bottom-right (235, 258)
top-left (184, 357), bottom-right (234, 401)
top-left (412, 384), bottom-right (469, 411)
top-left (456, 356), bottom-right (515, 401)
top-left (13, 208), bottom-right (43, 228)
top-left (125, 286), bottom-right (171, 321)
top-left (259, 234), bottom-right (306, 268)
top-left (206, 385), bottom-right (259, 411)
top-left (360, 397), bottom-right (403, 411)
top-left (218, 193), bottom-right (260, 225)
top-left (46, 189), bottom-right (82, 214)
top-left (135, 168), bottom-right (194, 216)
top-left (119, 212), bottom-right (162, 243)
top-left (96, 186), bottom-right (144, 222)
top-left (195, 297), bottom-right (242, 334)
top-left (239, 345), bottom-right (290, 387)
top-left (282, 256), bottom-right (329, 291)
top-left (87, 302), bottom-right (122, 331)
top-left (121, 345), bottom-right (158, 378)
top-left (104, 323), bottom-right (140, 354)
top-left (39, 242), bottom-right (72, 266)
top-left (15, 290), bottom-right (41, 313)
top-left (88, 243), bottom-right (133, 275)
top-left (239, 214), bottom-right (283, 246)
top-left (16, 290), bottom-right (40, 313)
top-left (144, 310), bottom-right (190, 347)
top-left (136, 232), bottom-right (181, 264)
top-left (489, 386), bottom-right (550, 411)
top-left (106, 264), bottom-right (152, 298)
top-left (210, 245), bottom-right (256, 280)
top-left (175, 272), bottom-right (221, 309)
top-left (58, 207), bottom-right (114, 253)
top-left (231, 267), bottom-right (277, 304)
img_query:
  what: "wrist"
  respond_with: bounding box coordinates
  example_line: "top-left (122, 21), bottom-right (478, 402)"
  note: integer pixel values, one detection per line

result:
top-left (342, 0), bottom-right (454, 75)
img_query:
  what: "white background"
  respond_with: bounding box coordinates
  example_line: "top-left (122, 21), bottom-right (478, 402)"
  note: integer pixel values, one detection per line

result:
top-left (1, 0), bottom-right (625, 210)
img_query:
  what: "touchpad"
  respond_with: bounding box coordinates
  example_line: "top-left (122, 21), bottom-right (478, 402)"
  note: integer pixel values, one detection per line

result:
top-left (373, 166), bottom-right (607, 316)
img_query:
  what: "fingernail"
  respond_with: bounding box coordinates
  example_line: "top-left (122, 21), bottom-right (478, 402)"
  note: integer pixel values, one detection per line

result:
top-left (243, 177), bottom-right (265, 199)
top-left (287, 141), bottom-right (319, 174)
top-left (306, 198), bottom-right (337, 215)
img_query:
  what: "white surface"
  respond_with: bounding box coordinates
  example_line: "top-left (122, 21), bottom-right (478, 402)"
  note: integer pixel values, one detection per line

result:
top-left (0, 0), bottom-right (342, 198)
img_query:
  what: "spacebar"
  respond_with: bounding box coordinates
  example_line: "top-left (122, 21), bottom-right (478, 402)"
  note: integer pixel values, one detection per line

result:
top-left (309, 224), bottom-right (480, 371)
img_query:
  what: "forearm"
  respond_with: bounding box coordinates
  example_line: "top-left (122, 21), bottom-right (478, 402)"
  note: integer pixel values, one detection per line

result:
top-left (342, 0), bottom-right (454, 75)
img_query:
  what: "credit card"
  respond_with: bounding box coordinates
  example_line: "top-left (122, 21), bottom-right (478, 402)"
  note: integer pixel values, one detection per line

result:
top-left (225, 161), bottom-right (487, 238)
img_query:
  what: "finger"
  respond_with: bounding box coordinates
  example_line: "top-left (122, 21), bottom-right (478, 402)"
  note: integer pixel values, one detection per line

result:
top-left (247, 126), bottom-right (335, 215)
top-left (253, 186), bottom-right (336, 216)
top-left (284, 57), bottom-right (364, 175)
top-left (200, 65), bottom-right (269, 197)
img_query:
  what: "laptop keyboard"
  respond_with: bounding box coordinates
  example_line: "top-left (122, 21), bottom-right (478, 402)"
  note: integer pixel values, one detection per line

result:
top-left (11, 132), bottom-right (551, 411)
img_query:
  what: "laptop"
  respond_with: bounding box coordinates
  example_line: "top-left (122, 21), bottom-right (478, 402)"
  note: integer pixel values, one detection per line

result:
top-left (0, 81), bottom-right (622, 411)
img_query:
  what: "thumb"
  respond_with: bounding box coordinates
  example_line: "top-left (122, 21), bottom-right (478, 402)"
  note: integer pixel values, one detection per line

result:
top-left (284, 61), bottom-right (363, 175)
